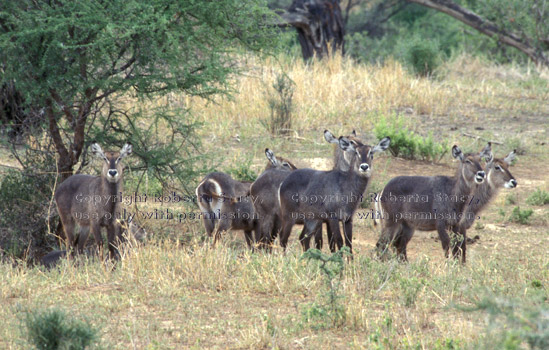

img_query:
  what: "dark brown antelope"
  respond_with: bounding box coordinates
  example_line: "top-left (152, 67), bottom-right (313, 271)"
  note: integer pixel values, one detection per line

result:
top-left (375, 144), bottom-right (490, 262)
top-left (196, 152), bottom-right (296, 247)
top-left (458, 149), bottom-right (517, 235)
top-left (279, 135), bottom-right (391, 253)
top-left (55, 142), bottom-right (132, 259)
top-left (250, 149), bottom-right (298, 249)
top-left (303, 130), bottom-right (367, 251)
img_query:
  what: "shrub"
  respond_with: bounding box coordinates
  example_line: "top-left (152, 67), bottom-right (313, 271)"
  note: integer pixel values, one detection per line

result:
top-left (374, 115), bottom-right (447, 162)
top-left (505, 193), bottom-right (518, 205)
top-left (225, 158), bottom-right (258, 182)
top-left (264, 72), bottom-right (295, 137)
top-left (508, 206), bottom-right (534, 225)
top-left (301, 247), bottom-right (349, 328)
top-left (404, 38), bottom-right (441, 76)
top-left (526, 189), bottom-right (549, 206)
top-left (399, 276), bottom-right (423, 307)
top-left (0, 169), bottom-right (57, 259)
top-left (23, 308), bottom-right (99, 350)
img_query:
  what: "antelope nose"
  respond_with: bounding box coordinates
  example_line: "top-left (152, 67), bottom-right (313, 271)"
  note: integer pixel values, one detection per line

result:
top-left (108, 169), bottom-right (118, 177)
top-left (474, 171), bottom-right (485, 184)
top-left (360, 164), bottom-right (369, 172)
top-left (510, 179), bottom-right (517, 187)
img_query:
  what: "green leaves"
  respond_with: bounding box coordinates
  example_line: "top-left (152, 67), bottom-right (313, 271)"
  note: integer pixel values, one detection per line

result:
top-left (0, 0), bottom-right (278, 102)
top-left (374, 114), bottom-right (448, 162)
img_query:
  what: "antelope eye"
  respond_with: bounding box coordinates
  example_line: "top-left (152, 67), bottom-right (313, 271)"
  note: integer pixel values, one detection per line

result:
top-left (283, 162), bottom-right (290, 167)
top-left (495, 165), bottom-right (502, 171)
top-left (466, 160), bottom-right (472, 164)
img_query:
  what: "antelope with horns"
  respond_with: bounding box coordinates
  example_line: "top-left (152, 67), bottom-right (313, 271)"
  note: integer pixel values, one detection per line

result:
top-left (196, 152), bottom-right (296, 247)
top-left (278, 135), bottom-right (391, 253)
top-left (55, 142), bottom-right (133, 258)
top-left (250, 149), bottom-right (298, 249)
top-left (301, 130), bottom-right (368, 251)
top-left (375, 144), bottom-right (490, 262)
top-left (458, 148), bottom-right (517, 236)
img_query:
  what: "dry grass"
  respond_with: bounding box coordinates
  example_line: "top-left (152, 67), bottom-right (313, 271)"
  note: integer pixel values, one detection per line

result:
top-left (1, 230), bottom-right (547, 349)
top-left (1, 53), bottom-right (548, 349)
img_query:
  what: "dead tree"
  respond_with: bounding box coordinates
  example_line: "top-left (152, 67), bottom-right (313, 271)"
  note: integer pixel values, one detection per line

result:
top-left (278, 0), bottom-right (345, 60)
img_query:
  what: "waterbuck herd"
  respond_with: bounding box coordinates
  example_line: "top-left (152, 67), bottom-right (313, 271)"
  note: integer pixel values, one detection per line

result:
top-left (50, 131), bottom-right (517, 266)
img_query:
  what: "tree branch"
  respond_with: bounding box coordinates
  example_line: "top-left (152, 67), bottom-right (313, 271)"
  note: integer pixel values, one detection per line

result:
top-left (45, 98), bottom-right (71, 177)
top-left (407, 0), bottom-right (549, 66)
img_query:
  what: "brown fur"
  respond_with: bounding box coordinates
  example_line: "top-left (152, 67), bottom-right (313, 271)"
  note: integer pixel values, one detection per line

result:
top-left (250, 149), bottom-right (298, 250)
top-left (376, 145), bottom-right (488, 263)
top-left (55, 143), bottom-right (132, 259)
top-left (459, 151), bottom-right (517, 231)
top-left (196, 151), bottom-right (296, 247)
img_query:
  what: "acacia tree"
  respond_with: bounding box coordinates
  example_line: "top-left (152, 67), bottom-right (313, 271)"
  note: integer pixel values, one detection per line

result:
top-left (0, 0), bottom-right (276, 180)
top-left (0, 0), bottom-right (276, 258)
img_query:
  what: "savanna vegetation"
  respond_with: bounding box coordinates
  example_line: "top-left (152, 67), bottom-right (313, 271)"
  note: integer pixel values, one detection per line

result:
top-left (1, 0), bottom-right (548, 349)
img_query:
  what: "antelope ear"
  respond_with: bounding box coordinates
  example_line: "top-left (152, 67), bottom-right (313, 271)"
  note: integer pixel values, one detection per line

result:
top-left (324, 130), bottom-right (339, 144)
top-left (503, 150), bottom-right (516, 165)
top-left (90, 142), bottom-right (108, 162)
top-left (452, 145), bottom-right (464, 161)
top-left (479, 142), bottom-right (493, 163)
top-left (119, 143), bottom-right (132, 160)
top-left (339, 136), bottom-right (355, 152)
top-left (265, 148), bottom-right (278, 166)
top-left (372, 137), bottom-right (391, 153)
top-left (281, 159), bottom-right (297, 170)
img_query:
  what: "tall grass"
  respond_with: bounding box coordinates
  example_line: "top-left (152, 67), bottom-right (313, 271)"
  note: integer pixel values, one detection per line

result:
top-left (178, 53), bottom-right (547, 138)
top-left (1, 235), bottom-right (548, 348)
top-left (1, 53), bottom-right (547, 349)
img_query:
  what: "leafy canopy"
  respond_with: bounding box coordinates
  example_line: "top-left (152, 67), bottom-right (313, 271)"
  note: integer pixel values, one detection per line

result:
top-left (0, 0), bottom-right (276, 103)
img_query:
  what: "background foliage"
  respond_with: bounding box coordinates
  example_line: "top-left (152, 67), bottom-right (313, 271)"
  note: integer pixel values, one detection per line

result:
top-left (0, 0), bottom-right (277, 259)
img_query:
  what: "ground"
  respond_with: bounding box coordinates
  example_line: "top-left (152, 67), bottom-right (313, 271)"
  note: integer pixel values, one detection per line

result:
top-left (0, 55), bottom-right (547, 349)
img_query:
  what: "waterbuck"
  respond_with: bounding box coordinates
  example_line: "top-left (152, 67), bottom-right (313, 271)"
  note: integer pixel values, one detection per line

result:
top-left (196, 173), bottom-right (255, 246)
top-left (252, 130), bottom-right (361, 251)
top-left (303, 130), bottom-right (367, 251)
top-left (458, 149), bottom-right (517, 234)
top-left (54, 142), bottom-right (133, 258)
top-left (278, 135), bottom-right (391, 253)
top-left (196, 152), bottom-right (296, 247)
top-left (375, 144), bottom-right (489, 262)
top-left (250, 149), bottom-right (298, 249)
top-left (325, 129), bottom-right (361, 172)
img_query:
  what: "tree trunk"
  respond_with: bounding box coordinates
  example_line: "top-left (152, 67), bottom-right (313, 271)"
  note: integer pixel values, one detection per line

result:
top-left (407, 0), bottom-right (549, 67)
top-left (278, 0), bottom-right (345, 60)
